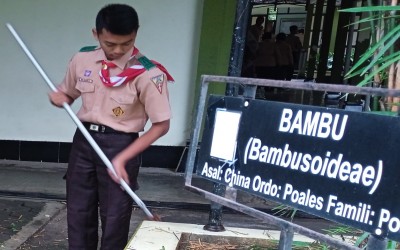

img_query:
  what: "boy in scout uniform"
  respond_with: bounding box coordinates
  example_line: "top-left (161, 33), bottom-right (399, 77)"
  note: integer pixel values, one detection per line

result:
top-left (49, 4), bottom-right (173, 250)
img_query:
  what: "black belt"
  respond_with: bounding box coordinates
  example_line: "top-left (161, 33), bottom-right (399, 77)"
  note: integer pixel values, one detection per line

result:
top-left (82, 122), bottom-right (138, 136)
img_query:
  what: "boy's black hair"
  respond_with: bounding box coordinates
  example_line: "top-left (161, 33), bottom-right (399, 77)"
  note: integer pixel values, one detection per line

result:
top-left (96, 4), bottom-right (139, 35)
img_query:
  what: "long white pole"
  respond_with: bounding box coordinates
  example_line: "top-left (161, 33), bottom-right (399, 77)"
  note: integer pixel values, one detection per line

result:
top-left (6, 23), bottom-right (155, 219)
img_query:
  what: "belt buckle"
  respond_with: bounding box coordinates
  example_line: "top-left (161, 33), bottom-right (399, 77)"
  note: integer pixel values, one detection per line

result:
top-left (89, 124), bottom-right (99, 132)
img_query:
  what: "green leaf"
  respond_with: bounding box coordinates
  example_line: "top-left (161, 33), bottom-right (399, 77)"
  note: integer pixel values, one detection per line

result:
top-left (271, 204), bottom-right (297, 219)
top-left (356, 55), bottom-right (400, 86)
top-left (322, 225), bottom-right (356, 236)
top-left (357, 27), bottom-right (372, 33)
top-left (346, 24), bottom-right (400, 77)
top-left (345, 50), bottom-right (400, 79)
top-left (340, 6), bottom-right (400, 13)
top-left (360, 26), bottom-right (400, 75)
top-left (343, 14), bottom-right (399, 28)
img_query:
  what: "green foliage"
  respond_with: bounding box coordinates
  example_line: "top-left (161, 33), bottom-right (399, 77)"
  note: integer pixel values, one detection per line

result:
top-left (339, 5), bottom-right (400, 87)
top-left (323, 225), bottom-right (357, 237)
top-left (271, 204), bottom-right (297, 220)
top-left (341, 6), bottom-right (400, 12)
top-left (10, 222), bottom-right (20, 232)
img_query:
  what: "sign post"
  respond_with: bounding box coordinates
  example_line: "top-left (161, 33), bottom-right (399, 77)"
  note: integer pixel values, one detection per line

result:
top-left (197, 94), bottom-right (400, 242)
top-left (184, 75), bottom-right (400, 249)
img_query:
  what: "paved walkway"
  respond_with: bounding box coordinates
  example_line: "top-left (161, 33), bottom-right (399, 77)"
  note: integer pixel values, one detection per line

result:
top-left (0, 160), bottom-right (335, 249)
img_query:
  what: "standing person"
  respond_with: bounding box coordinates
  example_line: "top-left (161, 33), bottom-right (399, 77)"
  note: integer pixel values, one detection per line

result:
top-left (249, 16), bottom-right (265, 42)
top-left (241, 16), bottom-right (264, 78)
top-left (296, 28), bottom-right (305, 46)
top-left (49, 3), bottom-right (173, 250)
top-left (241, 30), bottom-right (259, 78)
top-left (254, 32), bottom-right (278, 95)
top-left (275, 32), bottom-right (294, 81)
top-left (285, 25), bottom-right (303, 70)
top-left (255, 32), bottom-right (278, 80)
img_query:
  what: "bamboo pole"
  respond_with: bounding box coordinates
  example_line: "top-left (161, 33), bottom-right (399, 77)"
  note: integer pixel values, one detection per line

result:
top-left (389, 0), bottom-right (399, 111)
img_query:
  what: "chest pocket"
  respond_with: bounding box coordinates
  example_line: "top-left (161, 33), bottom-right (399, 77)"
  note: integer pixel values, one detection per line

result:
top-left (110, 93), bottom-right (135, 105)
top-left (110, 92), bottom-right (136, 118)
top-left (76, 82), bottom-right (95, 110)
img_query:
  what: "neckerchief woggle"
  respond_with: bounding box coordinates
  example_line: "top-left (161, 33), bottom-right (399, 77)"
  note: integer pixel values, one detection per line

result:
top-left (99, 47), bottom-right (174, 87)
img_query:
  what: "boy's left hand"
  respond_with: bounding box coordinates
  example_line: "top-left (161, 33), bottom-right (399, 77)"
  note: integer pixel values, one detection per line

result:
top-left (109, 157), bottom-right (129, 185)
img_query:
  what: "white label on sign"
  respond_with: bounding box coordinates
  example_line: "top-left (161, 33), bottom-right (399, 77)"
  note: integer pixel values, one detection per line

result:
top-left (210, 109), bottom-right (241, 162)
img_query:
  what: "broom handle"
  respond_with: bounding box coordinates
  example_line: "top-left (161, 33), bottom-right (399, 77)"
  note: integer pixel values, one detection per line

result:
top-left (6, 23), bottom-right (155, 219)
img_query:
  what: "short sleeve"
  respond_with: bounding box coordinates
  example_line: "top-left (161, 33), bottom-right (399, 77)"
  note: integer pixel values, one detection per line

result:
top-left (136, 68), bottom-right (171, 123)
top-left (58, 54), bottom-right (81, 99)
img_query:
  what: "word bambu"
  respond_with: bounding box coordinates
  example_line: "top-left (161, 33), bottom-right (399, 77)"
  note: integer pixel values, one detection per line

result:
top-left (278, 108), bottom-right (348, 141)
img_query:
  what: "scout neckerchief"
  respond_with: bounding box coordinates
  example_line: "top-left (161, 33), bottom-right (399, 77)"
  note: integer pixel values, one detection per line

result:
top-left (99, 47), bottom-right (174, 88)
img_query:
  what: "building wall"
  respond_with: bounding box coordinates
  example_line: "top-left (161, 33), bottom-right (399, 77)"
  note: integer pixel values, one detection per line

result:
top-left (195, 0), bottom-right (236, 96)
top-left (0, 0), bottom-right (203, 146)
top-left (0, 0), bottom-right (205, 166)
top-left (0, 0), bottom-right (239, 168)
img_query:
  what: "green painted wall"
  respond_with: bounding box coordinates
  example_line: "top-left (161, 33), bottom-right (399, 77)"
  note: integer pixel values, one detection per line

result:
top-left (195, 0), bottom-right (237, 95)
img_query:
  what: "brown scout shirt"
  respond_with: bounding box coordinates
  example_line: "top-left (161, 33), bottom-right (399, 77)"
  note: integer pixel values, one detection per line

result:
top-left (58, 47), bottom-right (171, 133)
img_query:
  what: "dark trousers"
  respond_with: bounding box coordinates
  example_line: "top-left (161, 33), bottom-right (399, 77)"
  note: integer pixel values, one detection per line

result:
top-left (276, 65), bottom-right (294, 81)
top-left (66, 129), bottom-right (140, 250)
top-left (255, 66), bottom-right (278, 80)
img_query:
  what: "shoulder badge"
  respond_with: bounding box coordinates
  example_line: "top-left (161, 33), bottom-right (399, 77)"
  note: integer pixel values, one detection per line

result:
top-left (137, 56), bottom-right (156, 71)
top-left (151, 74), bottom-right (164, 94)
top-left (79, 45), bottom-right (97, 52)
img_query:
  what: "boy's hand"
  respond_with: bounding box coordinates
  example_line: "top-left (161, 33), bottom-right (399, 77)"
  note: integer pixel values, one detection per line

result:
top-left (48, 91), bottom-right (73, 107)
top-left (109, 157), bottom-right (130, 185)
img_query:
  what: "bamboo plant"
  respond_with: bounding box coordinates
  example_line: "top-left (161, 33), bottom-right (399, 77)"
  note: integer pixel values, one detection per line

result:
top-left (341, 1), bottom-right (400, 112)
top-left (339, 2), bottom-right (399, 247)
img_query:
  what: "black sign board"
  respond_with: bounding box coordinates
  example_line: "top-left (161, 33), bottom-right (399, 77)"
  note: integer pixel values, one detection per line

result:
top-left (197, 95), bottom-right (400, 241)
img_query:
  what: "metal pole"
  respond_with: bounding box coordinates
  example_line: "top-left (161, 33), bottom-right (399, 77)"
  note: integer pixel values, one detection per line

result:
top-left (203, 183), bottom-right (226, 232)
top-left (278, 226), bottom-right (294, 250)
top-left (366, 234), bottom-right (388, 250)
top-left (226, 0), bottom-right (252, 96)
top-left (6, 23), bottom-right (156, 220)
top-left (184, 75), bottom-right (209, 185)
top-left (204, 0), bottom-right (252, 232)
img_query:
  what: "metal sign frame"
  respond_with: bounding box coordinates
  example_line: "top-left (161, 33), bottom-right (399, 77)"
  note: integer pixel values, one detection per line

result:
top-left (184, 75), bottom-right (400, 250)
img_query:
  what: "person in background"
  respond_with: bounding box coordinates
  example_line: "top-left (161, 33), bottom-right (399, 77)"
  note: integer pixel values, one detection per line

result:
top-left (285, 25), bottom-right (303, 70)
top-left (296, 28), bottom-right (305, 46)
top-left (242, 16), bottom-right (265, 78)
top-left (249, 16), bottom-right (265, 42)
top-left (49, 3), bottom-right (173, 249)
top-left (275, 32), bottom-right (294, 81)
top-left (241, 30), bottom-right (259, 78)
top-left (255, 32), bottom-right (278, 94)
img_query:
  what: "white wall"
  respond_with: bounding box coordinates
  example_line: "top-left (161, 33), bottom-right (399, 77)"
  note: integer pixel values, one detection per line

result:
top-left (0, 0), bottom-right (203, 146)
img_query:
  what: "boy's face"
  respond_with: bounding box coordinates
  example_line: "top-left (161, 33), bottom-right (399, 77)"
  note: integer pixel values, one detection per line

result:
top-left (93, 28), bottom-right (137, 60)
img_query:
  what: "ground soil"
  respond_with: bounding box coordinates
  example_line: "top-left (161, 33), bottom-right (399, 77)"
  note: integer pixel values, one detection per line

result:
top-left (175, 233), bottom-right (349, 250)
top-left (0, 199), bottom-right (45, 246)
top-left (176, 233), bottom-right (275, 250)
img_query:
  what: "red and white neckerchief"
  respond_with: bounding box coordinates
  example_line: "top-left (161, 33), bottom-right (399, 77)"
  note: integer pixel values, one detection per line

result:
top-left (99, 47), bottom-right (174, 88)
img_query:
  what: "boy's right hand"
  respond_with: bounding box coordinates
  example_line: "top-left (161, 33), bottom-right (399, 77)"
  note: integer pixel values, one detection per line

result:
top-left (48, 91), bottom-right (73, 107)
